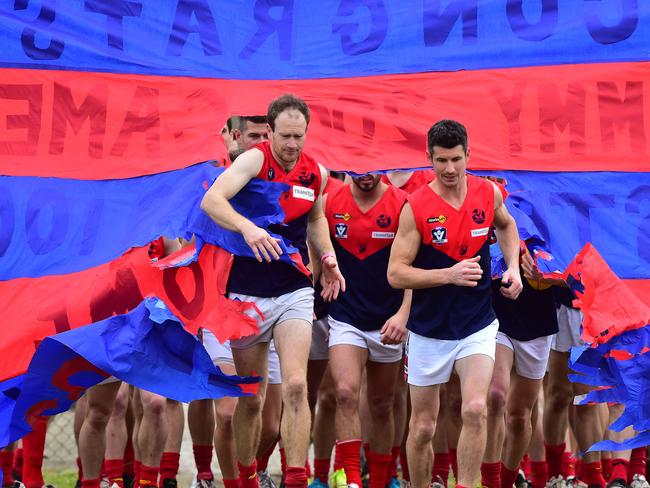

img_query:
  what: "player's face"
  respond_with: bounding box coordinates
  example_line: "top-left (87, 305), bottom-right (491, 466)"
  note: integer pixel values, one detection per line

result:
top-left (428, 145), bottom-right (468, 188)
top-left (237, 121), bottom-right (269, 151)
top-left (270, 109), bottom-right (307, 167)
top-left (352, 174), bottom-right (381, 192)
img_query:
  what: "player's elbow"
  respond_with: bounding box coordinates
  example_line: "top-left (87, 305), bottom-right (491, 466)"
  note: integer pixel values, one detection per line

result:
top-left (387, 263), bottom-right (407, 289)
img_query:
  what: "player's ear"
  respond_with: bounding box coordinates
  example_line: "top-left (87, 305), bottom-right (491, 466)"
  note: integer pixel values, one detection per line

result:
top-left (465, 147), bottom-right (471, 161)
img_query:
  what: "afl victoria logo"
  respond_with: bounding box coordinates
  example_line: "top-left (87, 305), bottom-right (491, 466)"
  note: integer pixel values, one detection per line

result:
top-left (267, 168), bottom-right (275, 180)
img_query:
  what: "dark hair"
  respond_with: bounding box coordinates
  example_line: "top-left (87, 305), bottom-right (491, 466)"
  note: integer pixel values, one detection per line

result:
top-left (267, 94), bottom-right (310, 130)
top-left (226, 116), bottom-right (234, 132)
top-left (238, 115), bottom-right (267, 131)
top-left (427, 119), bottom-right (468, 155)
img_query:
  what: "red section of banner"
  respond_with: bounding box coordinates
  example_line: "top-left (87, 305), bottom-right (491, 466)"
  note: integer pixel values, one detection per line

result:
top-left (623, 280), bottom-right (650, 308)
top-left (1, 62), bottom-right (649, 177)
top-left (563, 244), bottom-right (650, 345)
top-left (0, 245), bottom-right (259, 381)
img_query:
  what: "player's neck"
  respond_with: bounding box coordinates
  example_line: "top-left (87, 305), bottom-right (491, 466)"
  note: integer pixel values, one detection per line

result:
top-left (270, 146), bottom-right (298, 173)
top-left (432, 175), bottom-right (468, 209)
top-left (351, 182), bottom-right (387, 212)
top-left (386, 171), bottom-right (413, 188)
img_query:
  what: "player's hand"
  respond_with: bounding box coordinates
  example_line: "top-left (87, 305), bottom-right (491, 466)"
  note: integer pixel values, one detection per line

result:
top-left (520, 250), bottom-right (544, 281)
top-left (320, 255), bottom-right (346, 302)
top-left (241, 222), bottom-right (283, 262)
top-left (380, 312), bottom-right (408, 345)
top-left (448, 256), bottom-right (483, 287)
top-left (500, 268), bottom-right (523, 300)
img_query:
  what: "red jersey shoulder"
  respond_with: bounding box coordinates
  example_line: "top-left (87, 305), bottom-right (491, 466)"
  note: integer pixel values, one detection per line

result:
top-left (324, 175), bottom-right (345, 195)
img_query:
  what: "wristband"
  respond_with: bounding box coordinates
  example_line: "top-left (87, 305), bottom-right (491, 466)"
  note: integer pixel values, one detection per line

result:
top-left (320, 252), bottom-right (335, 263)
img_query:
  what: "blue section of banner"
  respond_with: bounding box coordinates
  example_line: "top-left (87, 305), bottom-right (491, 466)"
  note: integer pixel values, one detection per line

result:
top-left (0, 163), bottom-right (216, 280)
top-left (473, 171), bottom-right (650, 279)
top-left (0, 1), bottom-right (647, 79)
top-left (0, 298), bottom-right (258, 448)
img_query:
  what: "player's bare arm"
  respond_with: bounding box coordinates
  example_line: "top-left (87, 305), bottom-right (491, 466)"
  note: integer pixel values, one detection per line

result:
top-left (492, 183), bottom-right (523, 299)
top-left (380, 289), bottom-right (412, 345)
top-left (308, 165), bottom-right (345, 301)
top-left (200, 148), bottom-right (283, 262)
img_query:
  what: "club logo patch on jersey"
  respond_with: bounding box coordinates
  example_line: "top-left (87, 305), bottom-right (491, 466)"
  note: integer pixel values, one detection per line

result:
top-left (427, 214), bottom-right (447, 224)
top-left (471, 227), bottom-right (490, 237)
top-left (472, 209), bottom-right (486, 224)
top-left (372, 231), bottom-right (395, 239)
top-left (376, 214), bottom-right (392, 228)
top-left (459, 245), bottom-right (468, 256)
top-left (431, 226), bottom-right (447, 245)
top-left (335, 223), bottom-right (348, 239)
top-left (292, 186), bottom-right (315, 201)
top-left (267, 168), bottom-right (275, 180)
top-left (334, 213), bottom-right (352, 221)
top-left (298, 171), bottom-right (316, 186)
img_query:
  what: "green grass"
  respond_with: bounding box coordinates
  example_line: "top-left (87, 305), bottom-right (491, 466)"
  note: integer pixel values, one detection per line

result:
top-left (43, 469), bottom-right (78, 488)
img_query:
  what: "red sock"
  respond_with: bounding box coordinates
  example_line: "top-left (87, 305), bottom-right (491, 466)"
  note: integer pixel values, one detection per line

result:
top-left (531, 461), bottom-right (549, 488)
top-left (285, 466), bottom-right (307, 488)
top-left (13, 449), bottom-right (23, 480)
top-left (257, 442), bottom-right (277, 473)
top-left (0, 450), bottom-right (15, 486)
top-left (124, 441), bottom-right (135, 477)
top-left (576, 459), bottom-right (583, 480)
top-left (481, 462), bottom-right (502, 488)
top-left (563, 452), bottom-right (577, 479)
top-left (238, 461), bottom-right (259, 488)
top-left (501, 465), bottom-right (519, 488)
top-left (314, 458), bottom-right (330, 483)
top-left (432, 452), bottom-right (450, 485)
top-left (449, 448), bottom-right (458, 481)
top-left (105, 459), bottom-right (125, 488)
top-left (193, 445), bottom-right (214, 480)
top-left (368, 452), bottom-right (391, 488)
top-left (81, 478), bottom-right (101, 488)
top-left (334, 445), bottom-right (344, 471)
top-left (545, 444), bottom-right (566, 479)
top-left (456, 484), bottom-right (470, 488)
top-left (138, 464), bottom-right (159, 487)
top-left (134, 461), bottom-right (142, 484)
top-left (305, 459), bottom-right (312, 479)
top-left (520, 454), bottom-right (531, 481)
top-left (611, 459), bottom-right (629, 483)
top-left (22, 416), bottom-right (47, 488)
top-left (630, 448), bottom-right (646, 483)
top-left (400, 448), bottom-right (410, 482)
top-left (223, 479), bottom-right (240, 488)
top-left (581, 461), bottom-right (606, 488)
top-left (389, 446), bottom-right (400, 479)
top-left (280, 448), bottom-right (287, 479)
top-left (602, 458), bottom-right (613, 481)
top-left (159, 452), bottom-right (180, 485)
top-left (336, 440), bottom-right (362, 487)
top-left (101, 459), bottom-right (107, 479)
top-left (76, 456), bottom-right (84, 482)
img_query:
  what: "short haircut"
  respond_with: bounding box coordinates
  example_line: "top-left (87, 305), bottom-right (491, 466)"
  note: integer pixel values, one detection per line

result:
top-left (427, 119), bottom-right (468, 155)
top-left (226, 116), bottom-right (234, 132)
top-left (238, 115), bottom-right (267, 132)
top-left (267, 94), bottom-right (310, 131)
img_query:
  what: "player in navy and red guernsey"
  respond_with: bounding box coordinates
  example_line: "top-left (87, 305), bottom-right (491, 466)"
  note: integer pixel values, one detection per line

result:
top-left (201, 95), bottom-right (345, 488)
top-left (324, 174), bottom-right (410, 488)
top-left (387, 120), bottom-right (522, 488)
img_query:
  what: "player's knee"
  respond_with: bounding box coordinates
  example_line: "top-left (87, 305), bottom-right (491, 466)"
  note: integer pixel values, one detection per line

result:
top-left (283, 376), bottom-right (307, 406)
top-left (216, 404), bottom-right (235, 432)
top-left (486, 385), bottom-right (507, 417)
top-left (461, 397), bottom-right (488, 427)
top-left (546, 384), bottom-right (572, 412)
top-left (237, 392), bottom-right (264, 416)
top-left (368, 393), bottom-right (393, 421)
top-left (334, 381), bottom-right (359, 413)
top-left (409, 417), bottom-right (436, 446)
top-left (85, 403), bottom-right (112, 430)
top-left (505, 409), bottom-right (530, 435)
top-left (141, 393), bottom-right (166, 418)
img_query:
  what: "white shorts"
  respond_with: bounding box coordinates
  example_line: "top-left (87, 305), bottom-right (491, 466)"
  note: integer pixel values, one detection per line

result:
top-left (268, 340), bottom-right (282, 385)
top-left (229, 287), bottom-right (314, 349)
top-left (201, 329), bottom-right (234, 366)
top-left (496, 332), bottom-right (553, 380)
top-left (310, 317), bottom-right (330, 361)
top-left (551, 305), bottom-right (584, 352)
top-left (406, 319), bottom-right (499, 387)
top-left (328, 316), bottom-right (403, 363)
